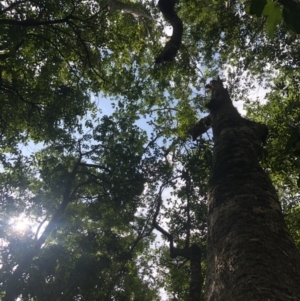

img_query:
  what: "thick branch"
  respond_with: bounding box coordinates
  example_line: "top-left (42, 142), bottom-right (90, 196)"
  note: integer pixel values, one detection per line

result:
top-left (188, 115), bottom-right (211, 141)
top-left (155, 0), bottom-right (183, 63)
top-left (0, 15), bottom-right (75, 27)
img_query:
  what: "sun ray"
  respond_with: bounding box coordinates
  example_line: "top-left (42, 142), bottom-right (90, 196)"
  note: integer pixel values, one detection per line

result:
top-left (10, 215), bottom-right (31, 234)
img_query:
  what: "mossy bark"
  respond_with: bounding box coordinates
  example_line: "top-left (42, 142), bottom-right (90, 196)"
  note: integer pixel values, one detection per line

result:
top-left (205, 78), bottom-right (300, 301)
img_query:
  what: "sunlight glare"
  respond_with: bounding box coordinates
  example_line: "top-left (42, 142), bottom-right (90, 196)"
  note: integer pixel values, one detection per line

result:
top-left (10, 215), bottom-right (31, 234)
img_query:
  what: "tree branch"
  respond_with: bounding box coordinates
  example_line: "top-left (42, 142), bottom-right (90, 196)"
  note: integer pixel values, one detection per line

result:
top-left (107, 0), bottom-right (152, 19)
top-left (0, 17), bottom-right (70, 27)
top-left (79, 162), bottom-right (110, 172)
top-left (155, 0), bottom-right (183, 63)
top-left (188, 115), bottom-right (212, 140)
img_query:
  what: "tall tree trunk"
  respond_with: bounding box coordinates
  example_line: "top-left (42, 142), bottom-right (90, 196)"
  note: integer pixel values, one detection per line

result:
top-left (204, 78), bottom-right (300, 301)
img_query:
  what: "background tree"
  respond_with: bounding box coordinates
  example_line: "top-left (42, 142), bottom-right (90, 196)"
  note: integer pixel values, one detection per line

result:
top-left (0, 112), bottom-right (163, 301)
top-left (246, 71), bottom-right (300, 249)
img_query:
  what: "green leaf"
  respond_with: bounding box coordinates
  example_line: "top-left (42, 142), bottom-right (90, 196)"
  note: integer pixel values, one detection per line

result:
top-left (262, 0), bottom-right (282, 37)
top-left (249, 0), bottom-right (267, 17)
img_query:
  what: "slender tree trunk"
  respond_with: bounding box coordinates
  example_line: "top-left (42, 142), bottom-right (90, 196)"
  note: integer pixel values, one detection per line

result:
top-left (204, 78), bottom-right (300, 301)
top-left (189, 244), bottom-right (202, 301)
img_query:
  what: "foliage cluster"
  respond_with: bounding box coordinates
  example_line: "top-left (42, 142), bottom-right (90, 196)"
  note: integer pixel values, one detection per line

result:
top-left (0, 0), bottom-right (300, 300)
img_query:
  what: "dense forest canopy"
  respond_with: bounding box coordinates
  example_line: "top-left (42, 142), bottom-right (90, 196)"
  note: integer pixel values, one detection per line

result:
top-left (0, 0), bottom-right (300, 300)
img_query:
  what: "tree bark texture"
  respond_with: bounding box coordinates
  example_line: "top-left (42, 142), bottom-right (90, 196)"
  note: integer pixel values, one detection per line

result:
top-left (204, 78), bottom-right (300, 301)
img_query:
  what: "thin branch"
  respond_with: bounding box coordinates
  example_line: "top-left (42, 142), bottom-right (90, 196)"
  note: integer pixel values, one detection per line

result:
top-left (79, 162), bottom-right (110, 172)
top-left (34, 215), bottom-right (49, 241)
top-left (0, 82), bottom-right (42, 105)
top-left (104, 212), bottom-right (153, 301)
top-left (152, 185), bottom-right (173, 241)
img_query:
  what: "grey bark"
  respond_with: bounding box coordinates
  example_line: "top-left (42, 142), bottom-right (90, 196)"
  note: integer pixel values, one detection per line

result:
top-left (203, 78), bottom-right (300, 301)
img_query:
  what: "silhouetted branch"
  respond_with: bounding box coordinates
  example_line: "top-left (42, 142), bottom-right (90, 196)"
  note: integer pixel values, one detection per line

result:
top-left (188, 115), bottom-right (211, 141)
top-left (155, 0), bottom-right (183, 63)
